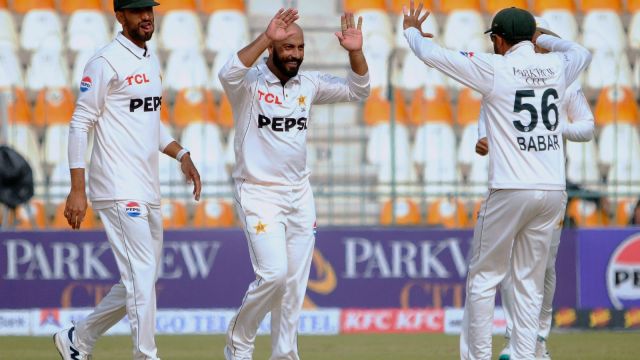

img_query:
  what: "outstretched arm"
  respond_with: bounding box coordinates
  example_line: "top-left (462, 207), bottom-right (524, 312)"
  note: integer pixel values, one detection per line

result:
top-left (237, 8), bottom-right (299, 67)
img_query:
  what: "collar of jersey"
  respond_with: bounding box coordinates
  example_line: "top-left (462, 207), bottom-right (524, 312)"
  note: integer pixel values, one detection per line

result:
top-left (258, 60), bottom-right (300, 85)
top-left (505, 40), bottom-right (534, 56)
top-left (116, 32), bottom-right (150, 59)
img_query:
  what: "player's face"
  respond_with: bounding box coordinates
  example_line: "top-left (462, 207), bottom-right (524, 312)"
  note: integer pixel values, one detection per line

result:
top-left (271, 33), bottom-right (305, 78)
top-left (117, 7), bottom-right (155, 44)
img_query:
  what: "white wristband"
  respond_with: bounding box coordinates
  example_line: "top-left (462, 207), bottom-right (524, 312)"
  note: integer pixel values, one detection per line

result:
top-left (176, 148), bottom-right (190, 162)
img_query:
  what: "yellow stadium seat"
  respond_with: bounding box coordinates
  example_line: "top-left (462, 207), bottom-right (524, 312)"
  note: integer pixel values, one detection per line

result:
top-left (485, 0), bottom-right (529, 14)
top-left (52, 202), bottom-right (98, 230)
top-left (567, 198), bottom-right (609, 227)
top-left (409, 86), bottom-right (452, 126)
top-left (161, 199), bottom-right (188, 228)
top-left (379, 198), bottom-right (421, 225)
top-left (614, 198), bottom-right (637, 226)
top-left (426, 198), bottom-right (469, 228)
top-left (217, 93), bottom-right (234, 129)
top-left (200, 0), bottom-right (245, 13)
top-left (439, 0), bottom-right (481, 14)
top-left (11, 0), bottom-right (54, 13)
top-left (534, 0), bottom-right (575, 13)
top-left (594, 86), bottom-right (639, 127)
top-left (363, 87), bottom-right (407, 126)
top-left (344, 0), bottom-right (385, 12)
top-left (172, 88), bottom-right (216, 128)
top-left (60, 0), bottom-right (101, 13)
top-left (155, 0), bottom-right (196, 14)
top-left (579, 0), bottom-right (622, 12)
top-left (456, 88), bottom-right (482, 127)
top-left (389, 0), bottom-right (433, 13)
top-left (7, 89), bottom-right (31, 125)
top-left (193, 199), bottom-right (235, 227)
top-left (33, 87), bottom-right (74, 127)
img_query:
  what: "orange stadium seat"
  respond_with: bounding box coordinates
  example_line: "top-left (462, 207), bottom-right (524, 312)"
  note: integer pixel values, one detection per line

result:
top-left (409, 86), bottom-right (452, 126)
top-left (172, 88), bottom-right (216, 128)
top-left (363, 87), bottom-right (407, 126)
top-left (426, 198), bottom-right (469, 228)
top-left (579, 0), bottom-right (622, 12)
top-left (614, 198), bottom-right (637, 226)
top-left (534, 0), bottom-right (575, 13)
top-left (161, 199), bottom-right (189, 228)
top-left (161, 93), bottom-right (170, 124)
top-left (60, 0), bottom-right (101, 13)
top-left (456, 88), bottom-right (482, 127)
top-left (33, 87), bottom-right (74, 127)
top-left (380, 198), bottom-right (421, 225)
top-left (155, 0), bottom-right (196, 14)
top-left (217, 93), bottom-right (234, 129)
top-left (7, 88), bottom-right (31, 125)
top-left (344, 0), bottom-right (385, 12)
top-left (0, 0), bottom-right (6, 8)
top-left (485, 0), bottom-right (528, 14)
top-left (469, 199), bottom-right (483, 224)
top-left (193, 199), bottom-right (235, 227)
top-left (1, 200), bottom-right (47, 229)
top-left (388, 0), bottom-right (433, 12)
top-left (594, 86), bottom-right (639, 126)
top-left (200, 0), bottom-right (245, 13)
top-left (11, 0), bottom-right (54, 13)
top-left (567, 198), bottom-right (609, 227)
top-left (52, 202), bottom-right (98, 230)
top-left (439, 0), bottom-right (481, 14)
top-left (629, 0), bottom-right (640, 12)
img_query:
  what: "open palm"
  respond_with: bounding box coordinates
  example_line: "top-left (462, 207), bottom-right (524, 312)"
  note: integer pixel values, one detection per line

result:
top-left (266, 8), bottom-right (299, 41)
top-left (335, 13), bottom-right (363, 51)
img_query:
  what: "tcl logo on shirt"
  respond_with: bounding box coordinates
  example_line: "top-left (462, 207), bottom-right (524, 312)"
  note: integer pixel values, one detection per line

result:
top-left (258, 114), bottom-right (307, 132)
top-left (340, 308), bottom-right (444, 333)
top-left (126, 73), bottom-right (151, 86)
top-left (129, 96), bottom-right (162, 112)
top-left (257, 90), bottom-right (283, 104)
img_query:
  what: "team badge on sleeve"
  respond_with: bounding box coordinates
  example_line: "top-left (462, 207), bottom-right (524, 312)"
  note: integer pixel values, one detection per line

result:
top-left (459, 51), bottom-right (475, 58)
top-left (80, 76), bottom-right (92, 92)
top-left (125, 202), bottom-right (142, 217)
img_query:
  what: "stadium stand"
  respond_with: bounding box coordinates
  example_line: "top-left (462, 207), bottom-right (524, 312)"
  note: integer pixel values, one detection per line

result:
top-left (67, 9), bottom-right (110, 52)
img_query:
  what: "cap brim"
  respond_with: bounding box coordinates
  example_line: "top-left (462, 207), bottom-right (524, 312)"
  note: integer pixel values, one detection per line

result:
top-left (536, 27), bottom-right (560, 38)
top-left (119, 1), bottom-right (160, 9)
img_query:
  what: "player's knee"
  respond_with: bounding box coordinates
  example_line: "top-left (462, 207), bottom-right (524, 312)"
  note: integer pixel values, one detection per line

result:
top-left (262, 266), bottom-right (288, 290)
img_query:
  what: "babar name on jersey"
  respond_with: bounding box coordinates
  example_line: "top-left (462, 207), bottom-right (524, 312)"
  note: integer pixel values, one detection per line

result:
top-left (516, 134), bottom-right (560, 152)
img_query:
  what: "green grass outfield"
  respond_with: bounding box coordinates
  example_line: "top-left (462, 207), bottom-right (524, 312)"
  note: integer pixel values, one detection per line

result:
top-left (2, 332), bottom-right (638, 360)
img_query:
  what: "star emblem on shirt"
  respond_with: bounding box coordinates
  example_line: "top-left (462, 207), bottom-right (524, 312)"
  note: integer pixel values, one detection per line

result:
top-left (254, 220), bottom-right (267, 234)
top-left (298, 95), bottom-right (306, 107)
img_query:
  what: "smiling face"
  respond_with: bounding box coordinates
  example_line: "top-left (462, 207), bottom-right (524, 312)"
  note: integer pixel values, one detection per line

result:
top-left (116, 7), bottom-right (155, 46)
top-left (268, 24), bottom-right (305, 80)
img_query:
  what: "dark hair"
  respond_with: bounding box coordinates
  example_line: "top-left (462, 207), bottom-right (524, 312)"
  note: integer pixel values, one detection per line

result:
top-left (630, 199), bottom-right (640, 225)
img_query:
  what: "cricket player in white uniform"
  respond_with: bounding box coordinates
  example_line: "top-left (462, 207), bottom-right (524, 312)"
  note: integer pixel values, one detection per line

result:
top-left (402, 2), bottom-right (591, 359)
top-left (218, 8), bottom-right (369, 360)
top-left (53, 1), bottom-right (202, 359)
top-left (474, 19), bottom-right (595, 360)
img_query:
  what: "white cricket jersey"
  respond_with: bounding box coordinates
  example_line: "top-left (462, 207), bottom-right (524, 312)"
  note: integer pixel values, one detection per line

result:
top-left (405, 29), bottom-right (592, 190)
top-left (478, 80), bottom-right (595, 142)
top-left (219, 53), bottom-right (370, 186)
top-left (68, 33), bottom-right (174, 205)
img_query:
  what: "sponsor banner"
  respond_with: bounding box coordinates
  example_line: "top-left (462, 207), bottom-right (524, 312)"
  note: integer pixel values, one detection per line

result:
top-left (25, 308), bottom-right (340, 336)
top-left (340, 308), bottom-right (444, 333)
top-left (553, 307), bottom-right (640, 330)
top-left (0, 310), bottom-right (30, 335)
top-left (0, 229), bottom-right (578, 309)
top-left (578, 230), bottom-right (640, 309)
top-left (443, 307), bottom-right (507, 335)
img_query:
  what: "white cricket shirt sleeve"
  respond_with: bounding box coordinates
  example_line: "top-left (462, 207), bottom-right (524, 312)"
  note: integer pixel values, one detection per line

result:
top-left (158, 122), bottom-right (175, 151)
top-left (404, 27), bottom-right (495, 95)
top-left (68, 57), bottom-right (115, 169)
top-left (218, 53), bottom-right (253, 98)
top-left (563, 84), bottom-right (594, 142)
top-left (311, 70), bottom-right (370, 104)
top-left (536, 34), bottom-right (592, 87)
top-left (478, 104), bottom-right (487, 139)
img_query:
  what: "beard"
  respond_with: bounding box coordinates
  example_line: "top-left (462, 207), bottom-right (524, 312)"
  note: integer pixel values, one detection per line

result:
top-left (126, 21), bottom-right (154, 43)
top-left (272, 50), bottom-right (303, 77)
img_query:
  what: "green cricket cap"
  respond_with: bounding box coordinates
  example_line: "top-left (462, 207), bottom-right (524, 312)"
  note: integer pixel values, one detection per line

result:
top-left (484, 7), bottom-right (536, 42)
top-left (114, 0), bottom-right (160, 11)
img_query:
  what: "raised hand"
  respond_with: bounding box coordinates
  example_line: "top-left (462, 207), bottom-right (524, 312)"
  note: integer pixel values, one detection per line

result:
top-left (265, 8), bottom-right (299, 42)
top-left (335, 13), bottom-right (363, 52)
top-left (402, 0), bottom-right (434, 38)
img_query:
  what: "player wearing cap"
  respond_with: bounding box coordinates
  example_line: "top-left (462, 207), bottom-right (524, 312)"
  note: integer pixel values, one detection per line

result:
top-left (402, 2), bottom-right (591, 359)
top-left (53, 1), bottom-right (202, 359)
top-left (474, 18), bottom-right (595, 360)
top-left (218, 8), bottom-right (369, 360)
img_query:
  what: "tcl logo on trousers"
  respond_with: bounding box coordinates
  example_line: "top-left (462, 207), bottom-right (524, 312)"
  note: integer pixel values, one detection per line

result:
top-left (258, 114), bottom-right (307, 132)
top-left (130, 97), bottom-right (162, 112)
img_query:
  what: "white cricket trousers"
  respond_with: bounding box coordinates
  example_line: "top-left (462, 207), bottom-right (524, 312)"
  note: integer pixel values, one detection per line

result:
top-left (75, 200), bottom-right (163, 360)
top-left (225, 181), bottom-right (316, 360)
top-left (460, 189), bottom-right (566, 360)
top-left (501, 220), bottom-right (564, 341)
